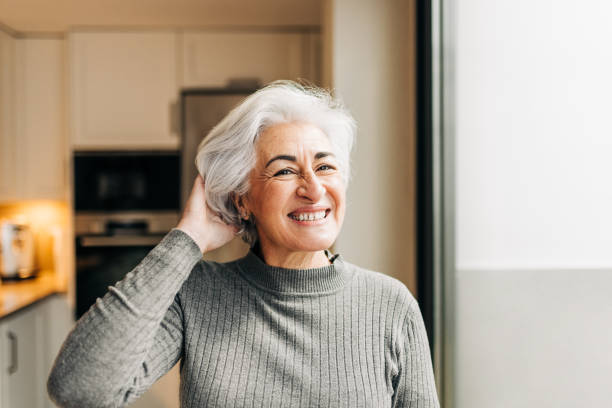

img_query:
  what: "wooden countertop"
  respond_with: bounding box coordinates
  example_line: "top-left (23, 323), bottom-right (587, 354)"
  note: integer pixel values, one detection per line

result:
top-left (0, 271), bottom-right (67, 319)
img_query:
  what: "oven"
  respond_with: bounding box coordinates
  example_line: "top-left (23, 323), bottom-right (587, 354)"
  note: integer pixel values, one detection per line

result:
top-left (74, 151), bottom-right (180, 319)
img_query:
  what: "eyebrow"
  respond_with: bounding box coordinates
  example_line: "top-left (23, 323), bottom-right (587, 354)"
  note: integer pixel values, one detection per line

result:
top-left (264, 151), bottom-right (335, 168)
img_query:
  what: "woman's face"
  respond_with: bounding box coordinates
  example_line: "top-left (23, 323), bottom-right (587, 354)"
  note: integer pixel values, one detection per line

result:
top-left (243, 121), bottom-right (346, 258)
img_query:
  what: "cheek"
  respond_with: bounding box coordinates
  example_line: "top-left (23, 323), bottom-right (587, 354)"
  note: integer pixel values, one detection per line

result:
top-left (331, 185), bottom-right (347, 218)
top-left (255, 183), bottom-right (293, 215)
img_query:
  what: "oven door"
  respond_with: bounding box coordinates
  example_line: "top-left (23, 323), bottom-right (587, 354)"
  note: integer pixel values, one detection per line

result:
top-left (75, 234), bottom-right (165, 319)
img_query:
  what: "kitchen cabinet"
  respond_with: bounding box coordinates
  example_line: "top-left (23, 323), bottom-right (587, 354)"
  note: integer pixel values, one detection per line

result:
top-left (0, 31), bottom-right (17, 201)
top-left (15, 38), bottom-right (68, 201)
top-left (69, 32), bottom-right (180, 150)
top-left (0, 36), bottom-right (68, 203)
top-left (181, 31), bottom-right (321, 88)
top-left (0, 294), bottom-right (72, 408)
top-left (68, 30), bottom-right (321, 151)
top-left (0, 303), bottom-right (42, 408)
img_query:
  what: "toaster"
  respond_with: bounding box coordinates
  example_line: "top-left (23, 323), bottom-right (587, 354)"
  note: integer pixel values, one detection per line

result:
top-left (0, 220), bottom-right (36, 279)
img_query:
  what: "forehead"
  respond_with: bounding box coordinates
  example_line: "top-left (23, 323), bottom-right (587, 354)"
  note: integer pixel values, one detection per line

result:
top-left (256, 122), bottom-right (333, 158)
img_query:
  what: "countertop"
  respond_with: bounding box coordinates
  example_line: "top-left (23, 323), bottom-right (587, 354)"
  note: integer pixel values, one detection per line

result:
top-left (0, 270), bottom-right (67, 319)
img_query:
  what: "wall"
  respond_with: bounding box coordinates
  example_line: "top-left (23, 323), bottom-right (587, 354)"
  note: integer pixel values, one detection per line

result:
top-left (453, 0), bottom-right (612, 406)
top-left (324, 0), bottom-right (417, 295)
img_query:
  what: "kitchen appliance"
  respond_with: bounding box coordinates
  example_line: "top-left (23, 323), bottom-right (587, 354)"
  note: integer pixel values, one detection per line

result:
top-left (73, 151), bottom-right (181, 318)
top-left (74, 151), bottom-right (180, 212)
top-left (0, 220), bottom-right (37, 280)
top-left (74, 213), bottom-right (177, 318)
top-left (180, 87), bottom-right (258, 263)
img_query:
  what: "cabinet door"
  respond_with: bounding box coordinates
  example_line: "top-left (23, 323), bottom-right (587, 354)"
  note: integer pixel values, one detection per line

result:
top-left (0, 296), bottom-right (72, 408)
top-left (0, 306), bottom-right (43, 408)
top-left (0, 31), bottom-right (17, 202)
top-left (181, 31), bottom-right (319, 87)
top-left (70, 32), bottom-right (180, 150)
top-left (14, 38), bottom-right (68, 201)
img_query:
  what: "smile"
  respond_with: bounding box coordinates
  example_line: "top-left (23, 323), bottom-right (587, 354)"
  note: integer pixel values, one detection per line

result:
top-left (288, 209), bottom-right (330, 222)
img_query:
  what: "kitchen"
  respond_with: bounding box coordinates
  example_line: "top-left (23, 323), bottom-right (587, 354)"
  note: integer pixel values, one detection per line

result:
top-left (0, 1), bottom-right (420, 407)
top-left (4, 0), bottom-right (612, 407)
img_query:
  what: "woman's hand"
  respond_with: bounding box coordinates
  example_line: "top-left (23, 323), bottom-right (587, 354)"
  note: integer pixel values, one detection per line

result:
top-left (177, 175), bottom-right (239, 253)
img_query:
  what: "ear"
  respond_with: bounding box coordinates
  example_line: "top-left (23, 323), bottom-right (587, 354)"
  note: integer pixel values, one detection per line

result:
top-left (232, 193), bottom-right (251, 220)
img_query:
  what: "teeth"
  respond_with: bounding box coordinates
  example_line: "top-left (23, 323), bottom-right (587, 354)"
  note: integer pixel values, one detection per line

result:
top-left (291, 211), bottom-right (326, 221)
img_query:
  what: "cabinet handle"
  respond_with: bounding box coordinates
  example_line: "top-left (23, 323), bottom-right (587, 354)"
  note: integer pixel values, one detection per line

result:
top-left (7, 331), bottom-right (18, 375)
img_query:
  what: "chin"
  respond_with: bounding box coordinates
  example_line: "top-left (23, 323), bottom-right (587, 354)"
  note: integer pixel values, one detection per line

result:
top-left (292, 235), bottom-right (337, 252)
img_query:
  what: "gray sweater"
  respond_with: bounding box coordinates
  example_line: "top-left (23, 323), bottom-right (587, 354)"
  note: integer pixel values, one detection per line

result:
top-left (48, 229), bottom-right (439, 407)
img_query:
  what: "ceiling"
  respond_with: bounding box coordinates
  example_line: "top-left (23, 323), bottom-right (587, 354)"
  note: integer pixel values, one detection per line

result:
top-left (0, 0), bottom-right (322, 33)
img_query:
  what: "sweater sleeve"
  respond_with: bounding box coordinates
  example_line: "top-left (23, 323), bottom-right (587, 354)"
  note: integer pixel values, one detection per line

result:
top-left (47, 228), bottom-right (203, 408)
top-left (392, 299), bottom-right (441, 408)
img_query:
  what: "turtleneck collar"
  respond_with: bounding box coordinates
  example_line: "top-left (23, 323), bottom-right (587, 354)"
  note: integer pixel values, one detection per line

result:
top-left (235, 250), bottom-right (352, 295)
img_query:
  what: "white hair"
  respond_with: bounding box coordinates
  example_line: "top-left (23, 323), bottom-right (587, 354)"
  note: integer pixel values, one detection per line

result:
top-left (195, 80), bottom-right (356, 247)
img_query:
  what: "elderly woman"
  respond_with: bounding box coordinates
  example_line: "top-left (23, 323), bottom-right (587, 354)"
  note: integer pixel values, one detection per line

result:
top-left (47, 81), bottom-right (439, 407)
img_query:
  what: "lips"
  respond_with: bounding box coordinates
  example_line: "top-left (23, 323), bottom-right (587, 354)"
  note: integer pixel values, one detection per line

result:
top-left (287, 207), bottom-right (331, 222)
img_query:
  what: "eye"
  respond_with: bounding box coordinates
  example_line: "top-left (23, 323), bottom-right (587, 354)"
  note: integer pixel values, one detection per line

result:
top-left (273, 168), bottom-right (295, 176)
top-left (316, 164), bottom-right (336, 172)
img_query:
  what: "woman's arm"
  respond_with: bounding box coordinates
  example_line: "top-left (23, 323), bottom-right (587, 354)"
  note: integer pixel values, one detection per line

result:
top-left (47, 176), bottom-right (238, 407)
top-left (47, 229), bottom-right (202, 407)
top-left (392, 300), bottom-right (441, 408)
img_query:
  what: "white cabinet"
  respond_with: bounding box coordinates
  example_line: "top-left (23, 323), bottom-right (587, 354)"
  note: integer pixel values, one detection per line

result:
top-left (0, 31), bottom-right (17, 201)
top-left (15, 39), bottom-right (68, 201)
top-left (0, 36), bottom-right (68, 203)
top-left (181, 31), bottom-right (320, 88)
top-left (69, 32), bottom-right (180, 150)
top-left (0, 295), bottom-right (72, 408)
top-left (68, 30), bottom-right (320, 151)
top-left (0, 304), bottom-right (42, 408)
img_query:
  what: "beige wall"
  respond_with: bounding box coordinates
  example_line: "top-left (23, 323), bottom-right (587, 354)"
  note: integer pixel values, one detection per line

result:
top-left (324, 0), bottom-right (417, 295)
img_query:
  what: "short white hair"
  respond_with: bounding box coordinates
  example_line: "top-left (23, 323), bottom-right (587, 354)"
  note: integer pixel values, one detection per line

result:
top-left (195, 80), bottom-right (356, 247)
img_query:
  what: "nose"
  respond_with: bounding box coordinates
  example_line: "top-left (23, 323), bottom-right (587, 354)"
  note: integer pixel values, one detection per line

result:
top-left (297, 170), bottom-right (325, 201)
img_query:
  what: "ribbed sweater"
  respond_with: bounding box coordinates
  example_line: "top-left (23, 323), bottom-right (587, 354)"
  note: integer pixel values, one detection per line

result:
top-left (48, 229), bottom-right (439, 407)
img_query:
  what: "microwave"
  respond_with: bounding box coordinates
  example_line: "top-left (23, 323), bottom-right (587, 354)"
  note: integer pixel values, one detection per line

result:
top-left (73, 151), bottom-right (181, 212)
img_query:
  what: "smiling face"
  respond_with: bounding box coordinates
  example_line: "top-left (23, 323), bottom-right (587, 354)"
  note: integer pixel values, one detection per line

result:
top-left (241, 121), bottom-right (346, 264)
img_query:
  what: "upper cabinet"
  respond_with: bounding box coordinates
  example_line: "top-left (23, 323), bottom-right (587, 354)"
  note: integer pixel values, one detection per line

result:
top-left (181, 31), bottom-right (320, 87)
top-left (0, 31), bottom-right (17, 201)
top-left (69, 32), bottom-right (180, 150)
top-left (68, 30), bottom-right (320, 150)
top-left (15, 39), bottom-right (68, 201)
top-left (0, 35), bottom-right (68, 203)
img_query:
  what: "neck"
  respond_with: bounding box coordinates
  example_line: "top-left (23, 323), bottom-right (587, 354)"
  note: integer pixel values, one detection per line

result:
top-left (255, 242), bottom-right (330, 269)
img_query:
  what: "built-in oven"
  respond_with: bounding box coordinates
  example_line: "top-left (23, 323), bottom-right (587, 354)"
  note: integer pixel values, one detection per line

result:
top-left (74, 151), bottom-right (181, 319)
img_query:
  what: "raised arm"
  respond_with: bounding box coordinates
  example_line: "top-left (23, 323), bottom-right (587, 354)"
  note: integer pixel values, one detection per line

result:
top-left (47, 229), bottom-right (201, 407)
top-left (47, 176), bottom-right (238, 407)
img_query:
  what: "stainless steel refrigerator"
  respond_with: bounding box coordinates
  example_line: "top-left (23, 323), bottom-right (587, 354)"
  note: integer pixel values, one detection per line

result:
top-left (180, 88), bottom-right (256, 262)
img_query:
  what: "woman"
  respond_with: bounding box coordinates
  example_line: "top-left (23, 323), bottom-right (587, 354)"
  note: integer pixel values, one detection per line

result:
top-left (48, 81), bottom-right (439, 407)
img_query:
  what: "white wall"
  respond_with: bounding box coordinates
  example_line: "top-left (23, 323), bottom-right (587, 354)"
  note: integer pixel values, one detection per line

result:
top-left (454, 1), bottom-right (612, 406)
top-left (326, 0), bottom-right (417, 293)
